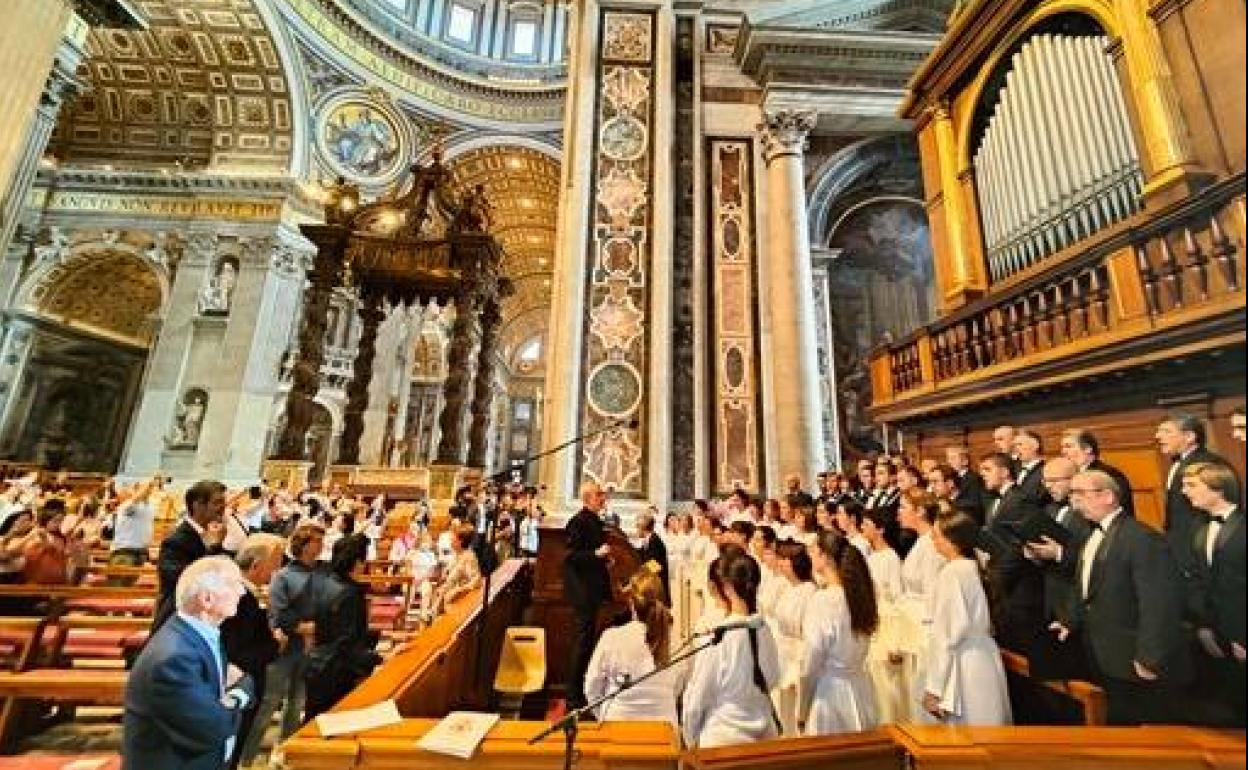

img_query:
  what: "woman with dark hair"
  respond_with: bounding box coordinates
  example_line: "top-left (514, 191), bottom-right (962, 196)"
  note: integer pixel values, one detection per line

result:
top-left (584, 564), bottom-right (680, 724)
top-left (767, 540), bottom-right (817, 735)
top-left (682, 549), bottom-right (781, 748)
top-left (922, 512), bottom-right (1011, 725)
top-left (792, 505), bottom-right (820, 548)
top-left (834, 500), bottom-right (870, 556)
top-left (304, 533), bottom-right (382, 719)
top-left (800, 530), bottom-right (879, 734)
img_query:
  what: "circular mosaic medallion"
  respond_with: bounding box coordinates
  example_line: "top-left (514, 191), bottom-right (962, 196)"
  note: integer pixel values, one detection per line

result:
top-left (599, 115), bottom-right (647, 161)
top-left (316, 95), bottom-right (406, 184)
top-left (587, 362), bottom-right (642, 418)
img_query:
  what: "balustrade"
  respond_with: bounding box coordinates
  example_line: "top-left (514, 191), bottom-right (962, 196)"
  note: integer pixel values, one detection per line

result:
top-left (876, 180), bottom-right (1245, 409)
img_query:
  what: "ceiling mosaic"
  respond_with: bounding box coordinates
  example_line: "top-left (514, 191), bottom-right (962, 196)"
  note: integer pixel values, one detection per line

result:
top-left (52, 0), bottom-right (294, 171)
top-left (444, 145), bottom-right (558, 361)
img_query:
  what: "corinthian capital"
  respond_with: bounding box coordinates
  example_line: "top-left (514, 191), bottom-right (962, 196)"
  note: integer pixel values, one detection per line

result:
top-left (758, 110), bottom-right (817, 164)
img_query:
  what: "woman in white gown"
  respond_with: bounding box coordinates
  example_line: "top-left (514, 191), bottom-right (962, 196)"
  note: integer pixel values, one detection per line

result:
top-left (766, 540), bottom-right (818, 735)
top-left (682, 547), bottom-right (782, 749)
top-left (584, 564), bottom-right (682, 724)
top-left (800, 531), bottom-right (879, 735)
top-left (922, 511), bottom-right (1012, 725)
top-left (834, 500), bottom-right (872, 557)
top-left (895, 490), bottom-right (948, 722)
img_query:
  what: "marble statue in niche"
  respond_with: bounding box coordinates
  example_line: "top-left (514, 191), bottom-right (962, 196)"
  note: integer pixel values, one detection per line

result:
top-left (198, 257), bottom-right (238, 316)
top-left (167, 388), bottom-right (209, 449)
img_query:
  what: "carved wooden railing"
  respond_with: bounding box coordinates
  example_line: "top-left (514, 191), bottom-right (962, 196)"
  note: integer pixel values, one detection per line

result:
top-left (870, 176), bottom-right (1246, 413)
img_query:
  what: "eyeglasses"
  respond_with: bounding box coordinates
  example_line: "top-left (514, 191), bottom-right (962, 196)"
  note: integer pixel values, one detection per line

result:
top-left (1069, 487), bottom-right (1105, 496)
top-left (1043, 476), bottom-right (1073, 483)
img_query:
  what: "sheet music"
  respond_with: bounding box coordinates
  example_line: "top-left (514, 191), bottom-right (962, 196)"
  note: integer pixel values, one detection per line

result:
top-left (314, 699), bottom-right (402, 737)
top-left (416, 711), bottom-right (500, 759)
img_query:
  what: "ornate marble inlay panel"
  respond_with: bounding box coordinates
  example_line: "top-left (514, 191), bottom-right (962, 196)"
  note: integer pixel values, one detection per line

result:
top-left (709, 140), bottom-right (762, 494)
top-left (578, 9), bottom-right (655, 497)
top-left (670, 15), bottom-right (696, 500)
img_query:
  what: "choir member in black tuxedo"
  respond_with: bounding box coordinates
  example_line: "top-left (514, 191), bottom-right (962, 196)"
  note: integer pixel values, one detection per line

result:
top-left (564, 481), bottom-right (614, 709)
top-left (992, 425), bottom-right (1020, 475)
top-left (1181, 462), bottom-right (1245, 726)
top-left (633, 510), bottom-right (670, 604)
top-left (945, 446), bottom-right (987, 525)
top-left (1052, 471), bottom-right (1190, 725)
top-left (1060, 428), bottom-right (1135, 518)
top-left (1022, 458), bottom-right (1093, 681)
top-left (1011, 429), bottom-right (1050, 508)
top-left (978, 452), bottom-right (1046, 653)
top-left (221, 535), bottom-right (283, 770)
top-left (1156, 415), bottom-right (1227, 571)
top-left (865, 462), bottom-right (903, 555)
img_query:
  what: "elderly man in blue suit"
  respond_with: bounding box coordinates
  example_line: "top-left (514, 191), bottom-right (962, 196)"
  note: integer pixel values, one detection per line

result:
top-left (124, 555), bottom-right (257, 770)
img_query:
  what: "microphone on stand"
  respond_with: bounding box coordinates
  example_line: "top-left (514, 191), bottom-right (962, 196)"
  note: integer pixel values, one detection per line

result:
top-left (693, 615), bottom-right (766, 643)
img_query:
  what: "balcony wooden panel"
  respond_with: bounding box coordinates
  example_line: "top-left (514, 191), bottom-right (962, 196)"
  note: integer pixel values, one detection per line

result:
top-left (870, 177), bottom-right (1246, 424)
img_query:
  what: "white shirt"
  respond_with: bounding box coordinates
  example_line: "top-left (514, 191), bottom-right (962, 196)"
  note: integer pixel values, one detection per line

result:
top-left (681, 614), bottom-right (781, 748)
top-left (866, 546), bottom-right (903, 604)
top-left (1166, 448), bottom-right (1197, 489)
top-left (584, 621), bottom-right (681, 724)
top-left (1080, 509), bottom-right (1121, 598)
top-left (1205, 505), bottom-right (1237, 565)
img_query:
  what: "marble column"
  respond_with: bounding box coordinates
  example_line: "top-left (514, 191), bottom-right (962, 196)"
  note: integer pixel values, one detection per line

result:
top-left (276, 226), bottom-right (344, 459)
top-left (434, 289), bottom-right (481, 465)
top-left (388, 302), bottom-right (423, 466)
top-left (467, 298), bottom-right (502, 469)
top-left (0, 28), bottom-right (85, 264)
top-left (758, 109), bottom-right (827, 487)
top-left (338, 293), bottom-right (386, 465)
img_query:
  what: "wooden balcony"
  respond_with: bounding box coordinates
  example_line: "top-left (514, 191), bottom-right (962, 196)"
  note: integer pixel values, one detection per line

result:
top-left (869, 175), bottom-right (1247, 423)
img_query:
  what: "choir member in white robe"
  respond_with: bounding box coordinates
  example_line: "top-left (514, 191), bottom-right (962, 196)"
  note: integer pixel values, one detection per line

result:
top-left (682, 547), bottom-right (782, 749)
top-left (834, 500), bottom-right (873, 557)
top-left (922, 511), bottom-right (1012, 726)
top-left (585, 565), bottom-right (682, 724)
top-left (800, 531), bottom-right (878, 735)
top-left (895, 490), bottom-right (948, 722)
top-left (750, 526), bottom-right (783, 618)
top-left (863, 511), bottom-right (902, 604)
top-left (862, 509), bottom-right (910, 722)
top-left (767, 540), bottom-right (818, 735)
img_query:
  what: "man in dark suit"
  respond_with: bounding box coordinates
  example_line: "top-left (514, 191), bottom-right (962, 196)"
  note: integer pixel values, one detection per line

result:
top-left (153, 480), bottom-right (228, 632)
top-left (1156, 414), bottom-right (1226, 570)
top-left (993, 425), bottom-right (1021, 475)
top-left (563, 481), bottom-right (613, 710)
top-left (124, 556), bottom-right (256, 770)
top-left (1180, 461), bottom-right (1245, 726)
top-left (1023, 457), bottom-right (1093, 680)
top-left (1052, 470), bottom-right (1190, 725)
top-left (979, 452), bottom-right (1046, 653)
top-left (945, 446), bottom-right (987, 525)
top-left (1011, 429), bottom-right (1050, 508)
top-left (633, 510), bottom-right (670, 604)
top-left (1060, 428), bottom-right (1135, 518)
top-left (221, 534), bottom-right (283, 769)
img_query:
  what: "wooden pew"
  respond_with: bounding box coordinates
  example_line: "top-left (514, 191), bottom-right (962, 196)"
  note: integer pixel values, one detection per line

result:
top-left (1000, 648), bottom-right (1107, 726)
top-left (683, 726), bottom-right (1246, 770)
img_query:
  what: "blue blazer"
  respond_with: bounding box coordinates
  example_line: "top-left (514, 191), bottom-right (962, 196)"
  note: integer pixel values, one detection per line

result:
top-left (123, 615), bottom-right (253, 770)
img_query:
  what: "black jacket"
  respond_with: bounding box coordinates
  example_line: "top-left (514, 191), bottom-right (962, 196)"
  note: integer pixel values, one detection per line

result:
top-left (1164, 447), bottom-right (1226, 566)
top-left (153, 520), bottom-right (223, 632)
top-left (1061, 513), bottom-right (1190, 685)
top-left (954, 469), bottom-right (987, 525)
top-left (1039, 501), bottom-right (1093, 623)
top-left (221, 587), bottom-right (280, 682)
top-left (982, 486), bottom-right (1046, 649)
top-left (563, 508), bottom-right (611, 613)
top-left (1185, 507), bottom-right (1246, 651)
top-left (1014, 459), bottom-right (1050, 508)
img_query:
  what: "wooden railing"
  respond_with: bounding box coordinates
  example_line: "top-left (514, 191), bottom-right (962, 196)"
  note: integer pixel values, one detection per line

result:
top-left (871, 176), bottom-right (1246, 415)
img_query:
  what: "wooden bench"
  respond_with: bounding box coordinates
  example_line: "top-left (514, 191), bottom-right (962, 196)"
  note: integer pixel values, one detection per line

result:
top-left (1001, 648), bottom-right (1107, 726)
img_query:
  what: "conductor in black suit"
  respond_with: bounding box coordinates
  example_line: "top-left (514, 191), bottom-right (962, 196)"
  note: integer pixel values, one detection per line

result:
top-left (1052, 470), bottom-right (1190, 725)
top-left (153, 480), bottom-right (228, 632)
top-left (633, 510), bottom-right (670, 604)
top-left (1156, 414), bottom-right (1226, 570)
top-left (564, 481), bottom-right (613, 710)
top-left (1180, 461), bottom-right (1245, 726)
